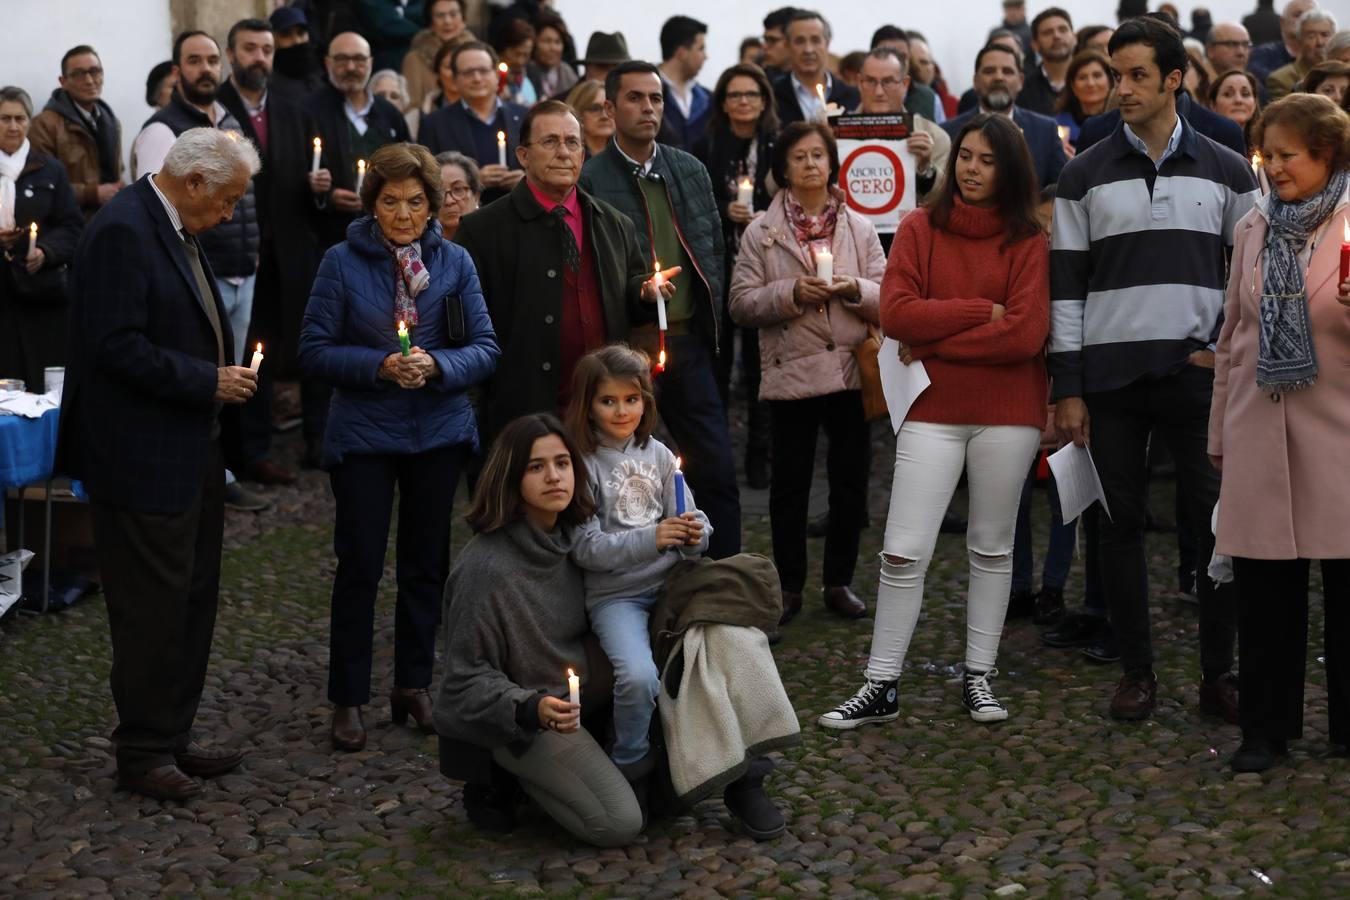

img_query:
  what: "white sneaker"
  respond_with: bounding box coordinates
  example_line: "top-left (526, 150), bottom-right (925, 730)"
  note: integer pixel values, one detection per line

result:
top-left (962, 668), bottom-right (1008, 723)
top-left (818, 679), bottom-right (899, 730)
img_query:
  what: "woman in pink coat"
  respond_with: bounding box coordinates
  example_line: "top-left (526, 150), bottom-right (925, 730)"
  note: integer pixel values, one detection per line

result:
top-left (729, 121), bottom-right (886, 632)
top-left (1209, 94), bottom-right (1350, 773)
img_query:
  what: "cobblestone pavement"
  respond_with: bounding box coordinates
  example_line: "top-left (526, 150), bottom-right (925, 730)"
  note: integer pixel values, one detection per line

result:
top-left (2, 405), bottom-right (1348, 898)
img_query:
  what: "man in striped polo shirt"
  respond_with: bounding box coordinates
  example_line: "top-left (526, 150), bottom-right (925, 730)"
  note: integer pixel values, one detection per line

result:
top-left (1048, 17), bottom-right (1259, 722)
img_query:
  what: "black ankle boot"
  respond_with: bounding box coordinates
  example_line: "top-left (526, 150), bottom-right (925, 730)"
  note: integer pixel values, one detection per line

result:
top-left (723, 757), bottom-right (785, 840)
top-left (617, 752), bottom-right (656, 828)
top-left (463, 780), bottom-right (517, 832)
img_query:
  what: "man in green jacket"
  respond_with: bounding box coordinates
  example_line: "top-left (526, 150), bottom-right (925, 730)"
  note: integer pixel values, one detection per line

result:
top-left (579, 61), bottom-right (740, 559)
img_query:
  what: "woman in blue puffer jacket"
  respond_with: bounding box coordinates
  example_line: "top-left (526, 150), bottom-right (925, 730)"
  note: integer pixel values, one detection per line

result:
top-left (299, 142), bottom-right (499, 753)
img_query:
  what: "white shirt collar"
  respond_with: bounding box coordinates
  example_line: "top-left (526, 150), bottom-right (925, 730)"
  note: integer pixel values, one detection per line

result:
top-left (614, 138), bottom-right (659, 175)
top-left (148, 174), bottom-right (185, 239)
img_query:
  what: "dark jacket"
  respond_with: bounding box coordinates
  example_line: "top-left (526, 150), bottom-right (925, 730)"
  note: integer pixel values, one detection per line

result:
top-left (143, 90), bottom-right (260, 278)
top-left (28, 90), bottom-right (123, 218)
top-left (298, 216), bottom-right (499, 467)
top-left (579, 141), bottom-right (725, 349)
top-left (772, 72), bottom-right (861, 128)
top-left (218, 80), bottom-right (324, 376)
top-left (1074, 93), bottom-right (1248, 159)
top-left (57, 176), bottom-right (239, 514)
top-left (693, 124), bottom-right (776, 268)
top-left (0, 151), bottom-right (83, 391)
top-left (418, 100), bottom-right (528, 204)
top-left (905, 82), bottom-right (942, 122)
top-left (304, 83), bottom-right (412, 249)
top-left (661, 79), bottom-right (713, 151)
top-left (1243, 6), bottom-right (1282, 47)
top-left (453, 179), bottom-right (650, 443)
top-left (355, 0), bottom-right (426, 71)
top-left (1016, 63), bottom-right (1062, 118)
top-left (1248, 40), bottom-right (1295, 85)
top-left (943, 106), bottom-right (1067, 190)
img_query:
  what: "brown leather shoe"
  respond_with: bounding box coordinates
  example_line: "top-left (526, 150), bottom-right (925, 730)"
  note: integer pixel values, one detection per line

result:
top-left (390, 687), bottom-right (437, 734)
top-left (245, 458), bottom-right (298, 486)
top-left (175, 742), bottom-right (245, 777)
top-left (1199, 672), bottom-right (1240, 725)
top-left (1110, 669), bottom-right (1158, 720)
top-left (823, 586), bottom-right (867, 620)
top-left (118, 764), bottom-right (202, 801)
top-left (331, 705), bottom-right (366, 751)
top-left (778, 591), bottom-right (803, 626)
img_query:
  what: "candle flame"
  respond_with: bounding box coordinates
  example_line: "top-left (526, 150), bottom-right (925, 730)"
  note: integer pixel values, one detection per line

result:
top-left (255, 342), bottom-right (262, 353)
top-left (397, 319), bottom-right (407, 334)
top-left (357, 159), bottom-right (366, 172)
top-left (497, 130), bottom-right (506, 141)
top-left (1057, 125), bottom-right (1070, 142)
top-left (499, 62), bottom-right (509, 73)
top-left (657, 348), bottom-right (667, 370)
top-left (1251, 152), bottom-right (1262, 168)
top-left (674, 455), bottom-right (682, 471)
top-left (313, 137), bottom-right (321, 150)
top-left (654, 260), bottom-right (662, 276)
top-left (815, 83), bottom-right (825, 102)
top-left (29, 222), bottom-right (37, 236)
top-left (567, 668), bottom-right (575, 678)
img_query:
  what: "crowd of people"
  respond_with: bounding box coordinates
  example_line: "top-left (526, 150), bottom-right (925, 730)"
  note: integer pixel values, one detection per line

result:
top-left (2, 0), bottom-right (1350, 847)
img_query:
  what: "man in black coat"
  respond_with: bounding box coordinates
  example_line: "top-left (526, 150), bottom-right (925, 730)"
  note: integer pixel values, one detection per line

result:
top-left (772, 10), bottom-right (860, 126)
top-left (454, 101), bottom-right (655, 445)
top-left (1074, 90), bottom-right (1248, 158)
top-left (56, 128), bottom-right (261, 802)
top-left (220, 17), bottom-right (323, 486)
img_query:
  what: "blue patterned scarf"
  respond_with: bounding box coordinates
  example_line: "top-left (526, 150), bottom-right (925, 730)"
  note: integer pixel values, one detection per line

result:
top-left (1257, 169), bottom-right (1348, 392)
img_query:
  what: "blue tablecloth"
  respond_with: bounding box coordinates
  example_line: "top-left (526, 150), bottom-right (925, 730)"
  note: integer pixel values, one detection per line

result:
top-left (0, 408), bottom-right (59, 491)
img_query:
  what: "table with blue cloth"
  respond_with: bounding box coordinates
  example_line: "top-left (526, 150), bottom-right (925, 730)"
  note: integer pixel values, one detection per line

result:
top-left (0, 408), bottom-right (60, 613)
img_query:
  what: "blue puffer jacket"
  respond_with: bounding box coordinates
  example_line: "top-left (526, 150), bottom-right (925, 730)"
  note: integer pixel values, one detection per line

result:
top-left (299, 216), bottom-right (499, 467)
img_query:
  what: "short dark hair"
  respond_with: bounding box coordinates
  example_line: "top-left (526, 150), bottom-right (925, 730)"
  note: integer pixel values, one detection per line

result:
top-left (930, 114), bottom-right (1042, 248)
top-left (1076, 24), bottom-right (1113, 48)
top-left (60, 45), bottom-right (99, 77)
top-left (974, 42), bottom-right (1021, 73)
top-left (465, 414), bottom-right (597, 534)
top-left (451, 40), bottom-right (499, 75)
top-left (660, 16), bottom-right (707, 61)
top-left (492, 17), bottom-right (535, 54)
top-left (772, 121), bottom-right (840, 191)
top-left (786, 9), bottom-right (831, 43)
top-left (763, 7), bottom-right (797, 32)
top-left (360, 142), bottom-right (444, 215)
top-left (840, 51), bottom-right (867, 78)
top-left (866, 46), bottom-right (907, 72)
top-left (145, 60), bottom-right (174, 106)
top-left (433, 33), bottom-right (474, 75)
top-left (227, 18), bottom-right (272, 52)
top-left (173, 30), bottom-right (219, 67)
top-left (604, 60), bottom-right (661, 105)
top-left (739, 36), bottom-right (763, 57)
top-left (520, 99), bottom-right (578, 145)
top-left (1107, 16), bottom-right (1188, 87)
top-left (870, 25), bottom-right (908, 49)
top-left (709, 63), bottom-right (778, 136)
top-left (1031, 7), bottom-right (1074, 39)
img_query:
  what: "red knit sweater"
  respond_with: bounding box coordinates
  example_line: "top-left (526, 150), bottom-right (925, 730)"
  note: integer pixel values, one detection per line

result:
top-left (881, 201), bottom-right (1049, 428)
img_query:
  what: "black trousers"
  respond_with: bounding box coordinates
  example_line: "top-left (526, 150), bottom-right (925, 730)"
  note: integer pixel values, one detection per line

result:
top-left (92, 444), bottom-right (225, 776)
top-left (769, 390), bottom-right (870, 592)
top-left (328, 446), bottom-right (465, 706)
top-left (1234, 557), bottom-right (1350, 745)
top-left (1085, 366), bottom-right (1236, 677)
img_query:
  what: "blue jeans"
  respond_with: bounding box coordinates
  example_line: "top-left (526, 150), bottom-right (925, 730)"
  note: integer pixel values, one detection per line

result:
top-left (589, 592), bottom-right (661, 767)
top-left (214, 273), bottom-right (257, 365)
top-left (1012, 457), bottom-right (1077, 593)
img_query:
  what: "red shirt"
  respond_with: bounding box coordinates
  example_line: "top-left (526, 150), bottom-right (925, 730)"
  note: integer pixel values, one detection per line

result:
top-left (526, 180), bottom-right (606, 409)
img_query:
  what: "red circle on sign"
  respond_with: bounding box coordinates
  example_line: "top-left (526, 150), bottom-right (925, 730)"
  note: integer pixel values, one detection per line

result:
top-left (839, 145), bottom-right (905, 215)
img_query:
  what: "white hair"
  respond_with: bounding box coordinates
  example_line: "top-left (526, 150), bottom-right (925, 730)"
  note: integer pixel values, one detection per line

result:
top-left (162, 127), bottom-right (260, 189)
top-left (1297, 9), bottom-right (1338, 38)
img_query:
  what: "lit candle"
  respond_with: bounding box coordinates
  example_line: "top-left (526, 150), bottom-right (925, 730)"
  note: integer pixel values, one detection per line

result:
top-left (736, 176), bottom-right (754, 209)
top-left (567, 668), bottom-right (580, 707)
top-left (655, 332), bottom-right (667, 374)
top-left (496, 130), bottom-right (507, 167)
top-left (311, 137), bottom-right (322, 174)
top-left (1057, 125), bottom-right (1070, 144)
top-left (249, 342), bottom-right (264, 373)
top-left (652, 261), bottom-right (668, 332)
top-left (674, 457), bottom-right (686, 515)
top-left (815, 246), bottom-right (833, 283)
top-left (498, 61), bottom-right (510, 93)
top-left (355, 159), bottom-right (366, 194)
top-left (1250, 152), bottom-right (1261, 175)
top-left (815, 82), bottom-right (827, 121)
top-left (27, 222), bottom-right (37, 258)
top-left (398, 320), bottom-right (411, 357)
top-left (1340, 220), bottom-right (1349, 288)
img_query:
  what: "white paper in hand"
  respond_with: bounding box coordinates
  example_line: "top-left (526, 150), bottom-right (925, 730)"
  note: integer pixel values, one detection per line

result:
top-left (877, 338), bottom-right (930, 435)
top-left (1046, 443), bottom-right (1112, 523)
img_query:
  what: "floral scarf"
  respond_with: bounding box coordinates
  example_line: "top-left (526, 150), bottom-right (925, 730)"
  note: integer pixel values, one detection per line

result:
top-left (374, 221), bottom-right (430, 327)
top-left (783, 189), bottom-right (840, 270)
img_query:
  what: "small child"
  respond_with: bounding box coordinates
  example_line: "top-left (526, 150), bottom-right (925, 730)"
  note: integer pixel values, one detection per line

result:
top-left (564, 344), bottom-right (711, 775)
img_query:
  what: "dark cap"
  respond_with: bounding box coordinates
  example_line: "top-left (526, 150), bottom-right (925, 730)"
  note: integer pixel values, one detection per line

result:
top-left (269, 6), bottom-right (309, 32)
top-left (580, 32), bottom-right (630, 66)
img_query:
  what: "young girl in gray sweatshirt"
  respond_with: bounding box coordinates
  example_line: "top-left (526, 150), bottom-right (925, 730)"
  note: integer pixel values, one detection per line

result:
top-left (565, 345), bottom-right (711, 773)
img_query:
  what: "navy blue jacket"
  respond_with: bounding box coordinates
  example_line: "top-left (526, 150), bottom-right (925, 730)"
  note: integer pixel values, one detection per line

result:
top-left (298, 217), bottom-right (499, 468)
top-left (1074, 93), bottom-right (1248, 159)
top-left (773, 73), bottom-right (860, 128)
top-left (942, 106), bottom-right (1067, 191)
top-left (660, 80), bottom-right (712, 150)
top-left (419, 100), bottom-right (527, 204)
top-left (57, 176), bottom-right (238, 514)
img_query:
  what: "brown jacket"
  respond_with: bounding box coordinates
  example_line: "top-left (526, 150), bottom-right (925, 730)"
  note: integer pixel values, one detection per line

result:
top-left (29, 96), bottom-right (123, 219)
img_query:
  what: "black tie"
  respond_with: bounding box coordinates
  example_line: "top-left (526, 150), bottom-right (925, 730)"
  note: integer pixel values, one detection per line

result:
top-left (551, 206), bottom-right (580, 273)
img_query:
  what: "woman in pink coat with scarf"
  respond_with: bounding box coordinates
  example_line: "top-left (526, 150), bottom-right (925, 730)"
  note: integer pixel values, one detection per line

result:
top-left (1209, 94), bottom-right (1350, 773)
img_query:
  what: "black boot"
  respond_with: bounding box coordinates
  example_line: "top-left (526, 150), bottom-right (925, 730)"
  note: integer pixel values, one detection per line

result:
top-left (463, 780), bottom-right (517, 833)
top-left (617, 751), bottom-right (656, 828)
top-left (723, 757), bottom-right (785, 841)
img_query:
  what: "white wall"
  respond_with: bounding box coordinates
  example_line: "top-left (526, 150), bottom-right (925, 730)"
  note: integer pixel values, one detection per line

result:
top-left (557, 0), bottom-right (1265, 95)
top-left (8, 0), bottom-right (172, 178)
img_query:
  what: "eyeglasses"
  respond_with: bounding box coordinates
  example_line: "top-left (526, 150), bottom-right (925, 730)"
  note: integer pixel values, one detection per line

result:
top-left (1210, 40), bottom-right (1252, 49)
top-left (456, 66), bottom-right (493, 79)
top-left (725, 91), bottom-right (763, 103)
top-left (446, 185), bottom-right (475, 200)
top-left (65, 66), bottom-right (103, 81)
top-left (526, 135), bottom-right (584, 153)
top-left (329, 54), bottom-right (371, 67)
top-left (860, 76), bottom-right (904, 90)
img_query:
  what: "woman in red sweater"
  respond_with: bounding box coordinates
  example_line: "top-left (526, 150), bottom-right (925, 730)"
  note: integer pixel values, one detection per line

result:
top-left (819, 113), bottom-right (1049, 729)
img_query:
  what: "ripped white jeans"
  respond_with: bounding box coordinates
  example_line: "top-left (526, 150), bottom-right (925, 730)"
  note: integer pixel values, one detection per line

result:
top-left (865, 421), bottom-right (1040, 682)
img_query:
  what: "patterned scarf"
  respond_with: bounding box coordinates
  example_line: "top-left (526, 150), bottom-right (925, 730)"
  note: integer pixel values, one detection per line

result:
top-left (1256, 169), bottom-right (1348, 392)
top-left (374, 221), bottom-right (430, 327)
top-left (783, 189), bottom-right (840, 269)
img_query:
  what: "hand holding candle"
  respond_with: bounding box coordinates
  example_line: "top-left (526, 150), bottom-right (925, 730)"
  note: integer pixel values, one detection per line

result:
top-left (311, 137), bottom-right (322, 174)
top-left (356, 159), bottom-right (366, 194)
top-left (27, 222), bottom-right (37, 258)
top-left (652, 260), bottom-right (669, 332)
top-left (496, 130), bottom-right (507, 167)
top-left (567, 668), bottom-right (580, 707)
top-left (398, 320), bottom-right (411, 357)
top-left (249, 342), bottom-right (264, 373)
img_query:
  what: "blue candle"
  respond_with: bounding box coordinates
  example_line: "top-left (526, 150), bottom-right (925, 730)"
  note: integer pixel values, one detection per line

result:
top-left (674, 457), bottom-right (686, 516)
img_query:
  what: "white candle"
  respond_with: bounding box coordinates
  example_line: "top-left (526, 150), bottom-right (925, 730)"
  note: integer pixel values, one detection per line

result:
top-left (249, 342), bottom-right (264, 373)
top-left (736, 176), bottom-right (754, 209)
top-left (652, 261), bottom-right (668, 331)
top-left (815, 247), bottom-right (833, 283)
top-left (567, 668), bottom-right (580, 707)
top-left (311, 137), bottom-right (322, 174)
top-left (497, 130), bottom-right (507, 167)
top-left (27, 222), bottom-right (37, 258)
top-left (356, 159), bottom-right (366, 194)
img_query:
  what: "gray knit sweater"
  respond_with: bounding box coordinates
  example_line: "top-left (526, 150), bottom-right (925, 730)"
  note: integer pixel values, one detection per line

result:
top-left (432, 520), bottom-right (590, 749)
top-left (571, 435), bottom-right (712, 608)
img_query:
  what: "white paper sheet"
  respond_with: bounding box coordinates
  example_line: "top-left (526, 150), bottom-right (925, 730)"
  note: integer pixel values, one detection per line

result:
top-left (0, 390), bottom-right (59, 418)
top-left (877, 338), bottom-right (930, 435)
top-left (1047, 443), bottom-right (1112, 523)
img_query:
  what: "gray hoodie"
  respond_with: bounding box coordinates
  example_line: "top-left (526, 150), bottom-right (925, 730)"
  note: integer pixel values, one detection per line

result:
top-left (572, 434), bottom-right (712, 608)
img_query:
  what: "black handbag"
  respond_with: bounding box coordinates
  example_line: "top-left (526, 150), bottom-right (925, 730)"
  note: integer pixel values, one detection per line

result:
top-left (443, 292), bottom-right (466, 345)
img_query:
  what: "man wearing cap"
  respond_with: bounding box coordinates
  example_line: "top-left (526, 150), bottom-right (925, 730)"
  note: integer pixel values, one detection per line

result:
top-left (269, 6), bottom-right (325, 101)
top-left (552, 32), bottom-right (630, 101)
